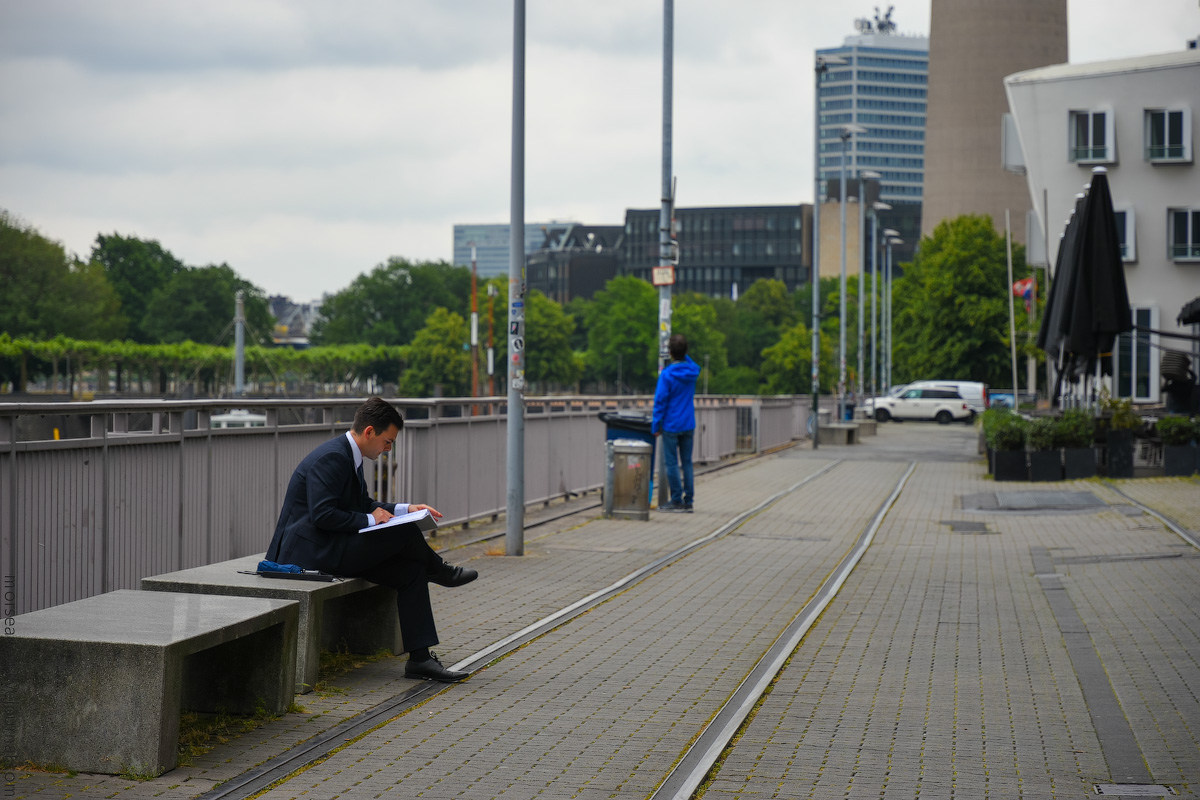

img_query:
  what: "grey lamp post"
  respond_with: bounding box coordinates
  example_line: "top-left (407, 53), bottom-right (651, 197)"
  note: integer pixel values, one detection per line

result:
top-left (884, 233), bottom-right (903, 392)
top-left (837, 122), bottom-right (866, 422)
top-left (870, 201), bottom-right (890, 399)
top-left (856, 170), bottom-right (881, 407)
top-left (811, 54), bottom-right (846, 445)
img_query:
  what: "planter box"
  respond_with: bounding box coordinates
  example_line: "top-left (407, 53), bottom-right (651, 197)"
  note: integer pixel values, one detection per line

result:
top-left (1163, 444), bottom-right (1198, 477)
top-left (1029, 450), bottom-right (1062, 482)
top-left (1063, 447), bottom-right (1097, 480)
top-left (986, 447), bottom-right (994, 475)
top-left (993, 450), bottom-right (1027, 482)
top-left (1106, 430), bottom-right (1135, 478)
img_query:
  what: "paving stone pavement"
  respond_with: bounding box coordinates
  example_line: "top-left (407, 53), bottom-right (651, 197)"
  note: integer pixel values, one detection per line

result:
top-left (699, 445), bottom-right (1200, 799)
top-left (7, 424), bottom-right (1199, 800)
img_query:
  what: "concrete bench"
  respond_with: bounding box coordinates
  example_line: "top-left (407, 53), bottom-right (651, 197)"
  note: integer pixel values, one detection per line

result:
top-left (0, 590), bottom-right (297, 777)
top-left (854, 418), bottom-right (878, 436)
top-left (142, 554), bottom-right (401, 694)
top-left (818, 423), bottom-right (860, 445)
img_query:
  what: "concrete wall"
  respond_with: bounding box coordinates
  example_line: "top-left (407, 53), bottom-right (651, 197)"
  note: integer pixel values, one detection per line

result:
top-left (922, 0), bottom-right (1068, 244)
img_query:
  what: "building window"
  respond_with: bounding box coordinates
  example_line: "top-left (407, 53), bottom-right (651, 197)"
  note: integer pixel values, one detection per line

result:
top-left (1069, 109), bottom-right (1113, 163)
top-left (1145, 108), bottom-right (1191, 162)
top-left (1169, 208), bottom-right (1200, 261)
top-left (1115, 307), bottom-right (1158, 402)
top-left (1113, 208), bottom-right (1136, 262)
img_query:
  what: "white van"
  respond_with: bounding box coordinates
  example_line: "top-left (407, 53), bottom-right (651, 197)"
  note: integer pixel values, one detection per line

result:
top-left (905, 380), bottom-right (988, 418)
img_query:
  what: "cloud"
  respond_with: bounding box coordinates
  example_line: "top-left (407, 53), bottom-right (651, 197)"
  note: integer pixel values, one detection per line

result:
top-left (2, 0), bottom-right (1197, 301)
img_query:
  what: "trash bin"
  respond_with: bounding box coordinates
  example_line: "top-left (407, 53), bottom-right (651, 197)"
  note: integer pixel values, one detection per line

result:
top-left (844, 403), bottom-right (856, 421)
top-left (598, 410), bottom-right (656, 502)
top-left (604, 439), bottom-right (653, 521)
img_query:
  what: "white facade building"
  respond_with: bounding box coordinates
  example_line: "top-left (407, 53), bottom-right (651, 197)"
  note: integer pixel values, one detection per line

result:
top-left (1005, 50), bottom-right (1200, 404)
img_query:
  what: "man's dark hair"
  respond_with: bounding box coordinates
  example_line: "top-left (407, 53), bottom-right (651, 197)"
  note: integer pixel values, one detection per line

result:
top-left (668, 333), bottom-right (688, 361)
top-left (353, 397), bottom-right (404, 434)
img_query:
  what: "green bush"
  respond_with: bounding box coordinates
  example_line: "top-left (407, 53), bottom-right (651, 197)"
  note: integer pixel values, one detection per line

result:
top-left (1056, 409), bottom-right (1095, 449)
top-left (987, 412), bottom-right (1028, 452)
top-left (1102, 396), bottom-right (1142, 431)
top-left (1156, 416), bottom-right (1198, 446)
top-left (1026, 417), bottom-right (1058, 451)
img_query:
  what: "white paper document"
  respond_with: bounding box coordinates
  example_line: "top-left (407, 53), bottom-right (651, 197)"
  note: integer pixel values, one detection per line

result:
top-left (358, 508), bottom-right (438, 534)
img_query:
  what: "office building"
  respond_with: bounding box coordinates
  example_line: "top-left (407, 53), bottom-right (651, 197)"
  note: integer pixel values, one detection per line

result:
top-left (526, 224), bottom-right (623, 304)
top-left (922, 0), bottom-right (1067, 244)
top-left (1005, 49), bottom-right (1200, 405)
top-left (817, 16), bottom-right (928, 268)
top-left (452, 222), bottom-right (576, 277)
top-left (623, 205), bottom-right (811, 297)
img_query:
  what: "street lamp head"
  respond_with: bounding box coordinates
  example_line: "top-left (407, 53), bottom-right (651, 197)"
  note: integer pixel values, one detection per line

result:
top-left (859, 170), bottom-right (882, 180)
top-left (882, 228), bottom-right (900, 238)
top-left (839, 123), bottom-right (867, 140)
top-left (873, 201), bottom-right (892, 211)
top-left (888, 237), bottom-right (904, 246)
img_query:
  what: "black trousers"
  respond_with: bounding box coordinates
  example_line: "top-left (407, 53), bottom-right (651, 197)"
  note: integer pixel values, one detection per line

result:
top-left (335, 527), bottom-right (445, 654)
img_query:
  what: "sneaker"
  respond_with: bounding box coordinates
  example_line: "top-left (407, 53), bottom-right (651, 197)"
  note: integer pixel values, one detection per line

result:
top-left (682, 503), bottom-right (694, 513)
top-left (658, 503), bottom-right (687, 513)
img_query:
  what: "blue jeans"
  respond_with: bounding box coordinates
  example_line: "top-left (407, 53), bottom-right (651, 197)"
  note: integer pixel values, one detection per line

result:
top-left (661, 429), bottom-right (694, 506)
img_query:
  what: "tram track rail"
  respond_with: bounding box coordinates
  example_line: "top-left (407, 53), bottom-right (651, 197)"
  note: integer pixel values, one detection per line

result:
top-left (199, 451), bottom-right (834, 800)
top-left (650, 461), bottom-right (917, 800)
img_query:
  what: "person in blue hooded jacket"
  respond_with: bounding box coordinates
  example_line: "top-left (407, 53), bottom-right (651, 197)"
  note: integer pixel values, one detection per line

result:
top-left (652, 334), bottom-right (701, 512)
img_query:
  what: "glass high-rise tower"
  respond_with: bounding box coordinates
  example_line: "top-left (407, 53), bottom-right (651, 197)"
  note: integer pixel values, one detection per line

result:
top-left (817, 28), bottom-right (928, 265)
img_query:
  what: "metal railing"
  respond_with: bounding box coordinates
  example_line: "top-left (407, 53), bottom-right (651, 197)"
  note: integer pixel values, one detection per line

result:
top-left (1, 393), bottom-right (811, 613)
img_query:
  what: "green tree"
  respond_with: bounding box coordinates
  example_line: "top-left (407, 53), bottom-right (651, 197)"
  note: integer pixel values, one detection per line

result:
top-left (524, 290), bottom-right (582, 390)
top-left (398, 308), bottom-right (470, 397)
top-left (760, 320), bottom-right (836, 395)
top-left (584, 276), bottom-right (657, 392)
top-left (140, 264), bottom-right (273, 345)
top-left (0, 211), bottom-right (127, 342)
top-left (728, 279), bottom-right (795, 368)
top-left (312, 258), bottom-right (470, 347)
top-left (891, 215), bottom-right (1025, 387)
top-left (90, 233), bottom-right (184, 342)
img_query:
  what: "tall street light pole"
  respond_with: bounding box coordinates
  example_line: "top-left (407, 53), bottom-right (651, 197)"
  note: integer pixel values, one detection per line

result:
top-left (857, 170), bottom-right (881, 407)
top-left (811, 54), bottom-right (846, 447)
top-left (654, 0), bottom-right (675, 505)
top-left (884, 233), bottom-right (903, 392)
top-left (869, 201), bottom-right (890, 398)
top-left (506, 0), bottom-right (526, 556)
top-left (837, 123), bottom-right (866, 422)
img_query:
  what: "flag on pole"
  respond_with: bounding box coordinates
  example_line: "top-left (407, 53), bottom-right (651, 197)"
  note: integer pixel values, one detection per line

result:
top-left (1012, 277), bottom-right (1035, 312)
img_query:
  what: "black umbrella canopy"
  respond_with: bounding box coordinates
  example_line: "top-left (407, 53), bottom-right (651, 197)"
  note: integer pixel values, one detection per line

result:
top-left (1036, 193), bottom-right (1086, 358)
top-left (1063, 168), bottom-right (1132, 360)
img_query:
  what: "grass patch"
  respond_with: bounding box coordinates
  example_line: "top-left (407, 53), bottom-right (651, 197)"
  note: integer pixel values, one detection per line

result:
top-left (177, 699), bottom-right (283, 767)
top-left (313, 646), bottom-right (394, 696)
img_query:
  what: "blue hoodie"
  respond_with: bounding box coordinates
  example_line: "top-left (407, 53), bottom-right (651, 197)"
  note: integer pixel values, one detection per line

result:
top-left (651, 355), bottom-right (701, 434)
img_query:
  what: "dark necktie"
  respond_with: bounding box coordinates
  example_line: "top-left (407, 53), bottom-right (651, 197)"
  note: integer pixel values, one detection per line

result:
top-left (357, 463), bottom-right (366, 493)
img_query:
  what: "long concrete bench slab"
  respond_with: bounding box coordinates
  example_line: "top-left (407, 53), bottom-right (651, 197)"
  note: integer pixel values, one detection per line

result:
top-left (855, 418), bottom-right (878, 436)
top-left (0, 590), bottom-right (297, 777)
top-left (818, 423), bottom-right (859, 445)
top-left (142, 554), bottom-right (401, 694)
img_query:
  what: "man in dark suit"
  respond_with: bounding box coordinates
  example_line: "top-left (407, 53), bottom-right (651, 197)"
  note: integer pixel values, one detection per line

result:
top-left (266, 397), bottom-right (477, 682)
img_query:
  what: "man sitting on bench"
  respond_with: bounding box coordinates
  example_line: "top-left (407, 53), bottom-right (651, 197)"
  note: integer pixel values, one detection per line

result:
top-left (266, 397), bottom-right (477, 682)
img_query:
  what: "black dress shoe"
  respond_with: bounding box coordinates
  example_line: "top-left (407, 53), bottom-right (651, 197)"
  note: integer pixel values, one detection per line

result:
top-left (405, 653), bottom-right (469, 683)
top-left (428, 561), bottom-right (478, 587)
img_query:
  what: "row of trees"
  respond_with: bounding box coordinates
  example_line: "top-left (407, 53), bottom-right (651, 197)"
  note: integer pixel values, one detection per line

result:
top-left (2, 208), bottom-right (1039, 399)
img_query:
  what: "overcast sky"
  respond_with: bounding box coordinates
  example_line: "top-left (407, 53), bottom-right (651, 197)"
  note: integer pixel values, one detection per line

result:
top-left (2, 0), bottom-right (1197, 301)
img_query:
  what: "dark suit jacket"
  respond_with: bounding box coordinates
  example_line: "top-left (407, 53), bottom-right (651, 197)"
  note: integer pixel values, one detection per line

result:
top-left (266, 434), bottom-right (390, 571)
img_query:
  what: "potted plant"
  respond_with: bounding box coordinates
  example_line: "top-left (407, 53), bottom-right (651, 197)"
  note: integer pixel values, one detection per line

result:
top-left (1026, 416), bottom-right (1062, 481)
top-left (987, 411), bottom-right (1028, 481)
top-left (1058, 408), bottom-right (1097, 479)
top-left (1102, 397), bottom-right (1140, 478)
top-left (1157, 416), bottom-right (1198, 477)
top-left (979, 407), bottom-right (1009, 474)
